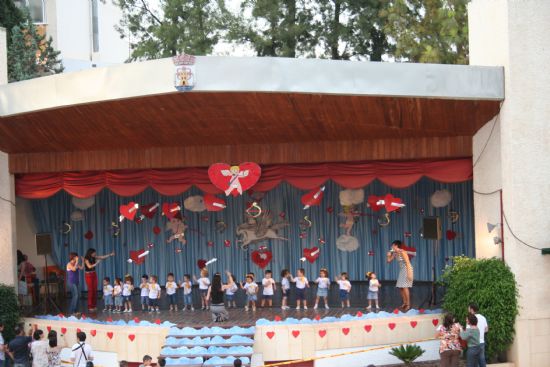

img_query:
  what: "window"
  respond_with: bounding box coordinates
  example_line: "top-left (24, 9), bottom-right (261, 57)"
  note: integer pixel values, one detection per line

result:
top-left (14, 0), bottom-right (46, 24)
top-left (92, 0), bottom-right (99, 52)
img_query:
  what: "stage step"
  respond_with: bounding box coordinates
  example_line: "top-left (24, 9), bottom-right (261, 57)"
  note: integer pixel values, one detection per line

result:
top-left (162, 325), bottom-right (255, 367)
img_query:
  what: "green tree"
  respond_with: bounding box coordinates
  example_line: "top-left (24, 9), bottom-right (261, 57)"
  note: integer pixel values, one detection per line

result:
top-left (8, 18), bottom-right (64, 82)
top-left (112, 0), bottom-right (230, 61)
top-left (0, 0), bottom-right (24, 47)
top-left (380, 0), bottom-right (469, 64)
top-left (229, 0), bottom-right (315, 57)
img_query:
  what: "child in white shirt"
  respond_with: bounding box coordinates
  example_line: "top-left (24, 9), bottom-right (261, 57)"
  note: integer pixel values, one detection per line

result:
top-left (181, 274), bottom-right (194, 311)
top-left (261, 270), bottom-right (276, 308)
top-left (314, 268), bottom-right (331, 309)
top-left (102, 277), bottom-right (113, 312)
top-left (225, 271), bottom-right (238, 308)
top-left (194, 269), bottom-right (211, 310)
top-left (366, 271), bottom-right (381, 310)
top-left (139, 274), bottom-right (149, 311)
top-left (148, 275), bottom-right (161, 312)
top-left (336, 272), bottom-right (352, 308)
top-left (122, 275), bottom-right (134, 313)
top-left (113, 277), bottom-right (123, 312)
top-left (166, 272), bottom-right (178, 311)
top-left (291, 268), bottom-right (309, 310)
top-left (241, 275), bottom-right (258, 311)
top-left (280, 269), bottom-right (291, 310)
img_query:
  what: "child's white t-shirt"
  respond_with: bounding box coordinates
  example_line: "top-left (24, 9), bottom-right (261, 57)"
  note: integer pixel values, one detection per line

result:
top-left (315, 277), bottom-right (330, 289)
top-left (369, 279), bottom-right (380, 292)
top-left (103, 284), bottom-right (113, 296)
top-left (243, 282), bottom-right (258, 295)
top-left (122, 283), bottom-right (133, 296)
top-left (226, 282), bottom-right (238, 296)
top-left (140, 282), bottom-right (149, 297)
top-left (198, 277), bottom-right (211, 290)
top-left (149, 283), bottom-right (161, 299)
top-left (113, 285), bottom-right (122, 296)
top-left (293, 276), bottom-right (308, 289)
top-left (181, 281), bottom-right (193, 295)
top-left (166, 281), bottom-right (178, 295)
top-left (262, 278), bottom-right (275, 295)
top-left (337, 279), bottom-right (351, 291)
top-left (281, 277), bottom-right (290, 291)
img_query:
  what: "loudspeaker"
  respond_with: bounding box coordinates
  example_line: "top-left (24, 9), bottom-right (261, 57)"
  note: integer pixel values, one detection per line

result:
top-left (36, 233), bottom-right (53, 255)
top-left (423, 217), bottom-right (442, 240)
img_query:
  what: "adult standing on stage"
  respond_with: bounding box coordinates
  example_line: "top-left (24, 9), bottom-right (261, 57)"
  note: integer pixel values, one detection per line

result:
top-left (83, 248), bottom-right (115, 312)
top-left (66, 252), bottom-right (84, 315)
top-left (386, 240), bottom-right (413, 311)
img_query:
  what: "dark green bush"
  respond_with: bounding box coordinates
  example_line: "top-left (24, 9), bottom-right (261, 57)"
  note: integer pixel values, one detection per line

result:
top-left (389, 344), bottom-right (425, 365)
top-left (0, 283), bottom-right (21, 341)
top-left (442, 256), bottom-right (518, 362)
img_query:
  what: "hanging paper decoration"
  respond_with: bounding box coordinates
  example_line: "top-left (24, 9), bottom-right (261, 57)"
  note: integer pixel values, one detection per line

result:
top-left (72, 196), bottom-right (95, 210)
top-left (224, 239), bottom-right (231, 247)
top-left (368, 250), bottom-right (375, 256)
top-left (318, 238), bottom-right (326, 245)
top-left (207, 241), bottom-right (214, 247)
top-left (301, 247), bottom-right (320, 263)
top-left (299, 216), bottom-right (312, 231)
top-left (236, 211), bottom-right (288, 249)
top-left (402, 245), bottom-right (417, 259)
top-left (251, 248), bottom-right (273, 269)
top-left (153, 226), bottom-right (161, 235)
top-left (70, 210), bottom-right (84, 222)
top-left (339, 189), bottom-right (364, 206)
top-left (197, 259), bottom-right (207, 270)
top-left (205, 258), bottom-right (217, 266)
top-left (299, 232), bottom-right (307, 239)
top-left (201, 215), bottom-right (209, 222)
top-left (111, 221), bottom-right (120, 237)
top-left (279, 212), bottom-right (286, 218)
top-left (367, 194), bottom-right (406, 213)
top-left (446, 230), bottom-right (457, 241)
top-left (301, 186), bottom-right (325, 209)
top-left (326, 207), bottom-right (334, 214)
top-left (147, 243), bottom-right (155, 249)
top-left (162, 203), bottom-right (181, 220)
top-left (119, 202), bottom-right (139, 222)
top-left (204, 194), bottom-right (226, 212)
top-left (430, 189), bottom-right (452, 208)
top-left (84, 230), bottom-right (94, 240)
top-left (166, 217), bottom-right (187, 244)
top-left (246, 202), bottom-right (262, 218)
top-left (215, 220), bottom-right (227, 233)
top-left (208, 162), bottom-right (261, 197)
top-left (127, 250), bottom-right (148, 265)
top-left (184, 196), bottom-right (206, 212)
top-left (367, 195), bottom-right (384, 212)
top-left (175, 248), bottom-right (183, 254)
top-left (404, 231), bottom-right (412, 238)
top-left (60, 222), bottom-right (71, 235)
top-left (173, 54), bottom-right (196, 91)
top-left (339, 208), bottom-right (360, 236)
top-left (336, 234), bottom-right (359, 252)
top-left (448, 210), bottom-right (460, 223)
top-left (140, 203), bottom-right (159, 219)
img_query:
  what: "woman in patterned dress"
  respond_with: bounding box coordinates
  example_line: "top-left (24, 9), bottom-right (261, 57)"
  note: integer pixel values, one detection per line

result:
top-left (386, 240), bottom-right (413, 311)
top-left (46, 330), bottom-right (65, 367)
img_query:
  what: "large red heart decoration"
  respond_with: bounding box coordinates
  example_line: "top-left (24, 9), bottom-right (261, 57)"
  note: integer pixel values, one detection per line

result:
top-left (432, 319), bottom-right (439, 326)
top-left (90, 330), bottom-right (97, 337)
top-left (291, 330), bottom-right (300, 338)
top-left (107, 332), bottom-right (113, 339)
top-left (318, 330), bottom-right (327, 338)
top-left (197, 259), bottom-right (207, 270)
top-left (446, 230), bottom-right (457, 240)
top-left (388, 323), bottom-right (396, 330)
top-left (61, 328), bottom-right (67, 334)
top-left (129, 249), bottom-right (146, 265)
top-left (162, 203), bottom-right (181, 220)
top-left (303, 247), bottom-right (320, 263)
top-left (251, 249), bottom-right (273, 269)
top-left (208, 162), bottom-right (261, 197)
top-left (410, 321), bottom-right (418, 328)
top-left (203, 194), bottom-right (227, 212)
top-left (128, 334), bottom-right (135, 342)
top-left (384, 194), bottom-right (404, 213)
top-left (120, 202), bottom-right (139, 221)
top-left (266, 331), bottom-right (275, 339)
top-left (367, 195), bottom-right (384, 212)
top-left (342, 328), bottom-right (350, 335)
top-left (301, 186), bottom-right (325, 209)
top-left (364, 325), bottom-right (372, 333)
top-left (140, 203), bottom-right (159, 219)
top-left (47, 326), bottom-right (51, 332)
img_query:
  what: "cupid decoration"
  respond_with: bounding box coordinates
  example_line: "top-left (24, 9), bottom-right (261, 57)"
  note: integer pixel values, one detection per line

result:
top-left (208, 162), bottom-right (261, 197)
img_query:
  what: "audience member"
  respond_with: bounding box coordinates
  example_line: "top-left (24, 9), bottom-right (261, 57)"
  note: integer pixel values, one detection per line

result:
top-left (30, 329), bottom-right (48, 367)
top-left (7, 324), bottom-right (33, 367)
top-left (70, 332), bottom-right (93, 367)
top-left (233, 358), bottom-right (242, 367)
top-left (139, 355), bottom-right (152, 367)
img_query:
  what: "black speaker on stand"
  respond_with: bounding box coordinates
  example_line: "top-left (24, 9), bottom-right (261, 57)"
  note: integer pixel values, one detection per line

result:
top-left (422, 217), bottom-right (442, 307)
top-left (35, 233), bottom-right (61, 314)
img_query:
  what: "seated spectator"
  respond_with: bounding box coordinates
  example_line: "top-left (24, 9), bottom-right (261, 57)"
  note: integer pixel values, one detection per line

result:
top-left (139, 355), bottom-right (152, 367)
top-left (157, 357), bottom-right (166, 367)
top-left (119, 361), bottom-right (128, 367)
top-left (234, 358), bottom-right (242, 367)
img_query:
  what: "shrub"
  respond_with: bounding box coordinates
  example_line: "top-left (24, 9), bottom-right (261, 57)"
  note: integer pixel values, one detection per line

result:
top-left (0, 283), bottom-right (21, 341)
top-left (389, 344), bottom-right (425, 366)
top-left (441, 256), bottom-right (519, 362)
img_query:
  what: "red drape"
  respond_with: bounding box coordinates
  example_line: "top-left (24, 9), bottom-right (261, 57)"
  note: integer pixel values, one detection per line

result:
top-left (15, 158), bottom-right (472, 199)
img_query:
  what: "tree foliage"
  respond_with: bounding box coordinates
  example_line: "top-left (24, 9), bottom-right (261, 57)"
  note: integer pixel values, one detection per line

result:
top-left (0, 284), bottom-right (21, 342)
top-left (8, 17), bottom-right (64, 82)
top-left (442, 256), bottom-right (519, 362)
top-left (0, 0), bottom-right (25, 47)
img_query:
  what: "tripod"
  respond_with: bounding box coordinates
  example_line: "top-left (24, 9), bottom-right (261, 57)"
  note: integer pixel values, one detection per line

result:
top-left (420, 239), bottom-right (440, 308)
top-left (34, 255), bottom-right (61, 315)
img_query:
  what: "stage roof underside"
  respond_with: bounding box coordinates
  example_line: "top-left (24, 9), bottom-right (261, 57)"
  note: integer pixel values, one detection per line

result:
top-left (0, 57), bottom-right (503, 174)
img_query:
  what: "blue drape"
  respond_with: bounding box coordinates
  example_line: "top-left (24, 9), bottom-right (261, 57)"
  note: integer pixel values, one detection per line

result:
top-left (30, 178), bottom-right (474, 285)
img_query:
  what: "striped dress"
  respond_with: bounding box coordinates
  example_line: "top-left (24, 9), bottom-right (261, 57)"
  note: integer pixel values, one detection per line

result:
top-left (396, 252), bottom-right (413, 288)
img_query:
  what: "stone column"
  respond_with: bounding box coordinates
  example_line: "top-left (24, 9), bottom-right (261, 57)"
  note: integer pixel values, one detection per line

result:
top-left (469, 1), bottom-right (550, 366)
top-left (0, 152), bottom-right (17, 287)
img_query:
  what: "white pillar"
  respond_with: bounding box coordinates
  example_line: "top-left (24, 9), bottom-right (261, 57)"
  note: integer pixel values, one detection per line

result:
top-left (0, 27), bottom-right (7, 84)
top-left (469, 1), bottom-right (550, 366)
top-left (0, 152), bottom-right (17, 287)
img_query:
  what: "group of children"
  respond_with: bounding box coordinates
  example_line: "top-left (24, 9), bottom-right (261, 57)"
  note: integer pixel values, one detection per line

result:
top-left (101, 268), bottom-right (383, 312)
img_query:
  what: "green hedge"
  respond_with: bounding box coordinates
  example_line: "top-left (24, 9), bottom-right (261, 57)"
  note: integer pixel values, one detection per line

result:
top-left (442, 256), bottom-right (518, 362)
top-left (0, 283), bottom-right (21, 341)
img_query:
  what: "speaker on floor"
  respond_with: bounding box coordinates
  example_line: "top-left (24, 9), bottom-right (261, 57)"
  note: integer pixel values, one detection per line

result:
top-left (422, 217), bottom-right (442, 240)
top-left (36, 233), bottom-right (53, 255)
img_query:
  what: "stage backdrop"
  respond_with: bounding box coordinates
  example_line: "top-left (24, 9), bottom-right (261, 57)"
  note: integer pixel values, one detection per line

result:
top-left (30, 178), bottom-right (474, 285)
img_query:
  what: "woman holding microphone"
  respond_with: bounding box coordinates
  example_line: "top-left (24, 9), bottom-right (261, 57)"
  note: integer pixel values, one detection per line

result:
top-left (83, 248), bottom-right (115, 312)
top-left (386, 240), bottom-right (413, 311)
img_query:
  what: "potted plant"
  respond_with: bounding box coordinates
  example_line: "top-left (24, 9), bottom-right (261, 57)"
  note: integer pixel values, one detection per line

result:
top-left (389, 344), bottom-right (425, 366)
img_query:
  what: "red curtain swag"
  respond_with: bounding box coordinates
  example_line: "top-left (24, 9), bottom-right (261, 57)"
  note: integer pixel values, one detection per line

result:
top-left (15, 159), bottom-right (472, 199)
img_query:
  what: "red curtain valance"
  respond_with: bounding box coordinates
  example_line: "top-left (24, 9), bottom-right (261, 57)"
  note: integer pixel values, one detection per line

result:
top-left (15, 159), bottom-right (472, 199)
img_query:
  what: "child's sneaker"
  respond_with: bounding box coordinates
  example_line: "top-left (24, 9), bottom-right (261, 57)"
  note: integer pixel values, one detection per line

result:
top-left (313, 304), bottom-right (318, 309)
top-left (245, 306), bottom-right (249, 311)
top-left (156, 308), bottom-right (160, 313)
top-left (366, 306), bottom-right (372, 311)
top-left (191, 307), bottom-right (195, 311)
top-left (296, 306), bottom-right (300, 310)
top-left (325, 304), bottom-right (330, 309)
top-left (304, 305), bottom-right (308, 310)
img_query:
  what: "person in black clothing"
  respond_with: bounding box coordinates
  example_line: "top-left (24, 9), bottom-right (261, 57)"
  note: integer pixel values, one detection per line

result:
top-left (7, 324), bottom-right (33, 367)
top-left (207, 273), bottom-right (231, 322)
top-left (233, 358), bottom-right (242, 367)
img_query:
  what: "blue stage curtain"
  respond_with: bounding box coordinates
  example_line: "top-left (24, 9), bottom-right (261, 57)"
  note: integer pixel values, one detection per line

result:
top-left (30, 178), bottom-right (474, 285)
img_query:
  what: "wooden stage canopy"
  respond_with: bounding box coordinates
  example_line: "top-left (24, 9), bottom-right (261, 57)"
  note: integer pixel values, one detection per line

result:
top-left (0, 56), bottom-right (503, 173)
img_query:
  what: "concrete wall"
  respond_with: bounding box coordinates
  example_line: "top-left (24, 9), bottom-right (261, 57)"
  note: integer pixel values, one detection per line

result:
top-left (0, 27), bottom-right (7, 85)
top-left (469, 1), bottom-right (550, 366)
top-left (0, 152), bottom-right (17, 286)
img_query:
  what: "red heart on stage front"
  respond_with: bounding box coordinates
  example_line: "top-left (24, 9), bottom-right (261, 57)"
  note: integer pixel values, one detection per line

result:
top-left (57, 313), bottom-right (65, 318)
top-left (356, 311), bottom-right (363, 317)
top-left (197, 259), bottom-right (207, 270)
top-left (388, 323), bottom-right (396, 330)
top-left (342, 328), bottom-right (350, 335)
top-left (303, 247), bottom-right (320, 263)
top-left (128, 334), bottom-right (135, 342)
top-left (410, 321), bottom-right (418, 328)
top-left (140, 203), bottom-right (159, 219)
top-left (393, 308), bottom-right (400, 314)
top-left (274, 316), bottom-right (282, 322)
top-left (162, 202), bottom-right (180, 220)
top-left (81, 314), bottom-right (86, 319)
top-left (364, 325), bottom-right (372, 333)
top-left (119, 202), bottom-right (138, 221)
top-left (90, 330), bottom-right (97, 337)
top-left (301, 187), bottom-right (325, 208)
top-left (367, 195), bottom-right (384, 212)
top-left (251, 250), bottom-right (272, 269)
top-left (129, 249), bottom-right (146, 265)
top-left (314, 315), bottom-right (321, 321)
top-left (106, 317), bottom-right (113, 322)
top-left (61, 328), bottom-right (67, 334)
top-left (266, 331), bottom-right (275, 339)
top-left (319, 330), bottom-right (327, 338)
top-left (432, 319), bottom-right (439, 326)
top-left (291, 330), bottom-right (300, 338)
top-left (47, 326), bottom-right (51, 332)
top-left (208, 162), bottom-right (261, 197)
top-left (133, 317), bottom-right (140, 323)
top-left (76, 328), bottom-right (81, 333)
top-left (155, 319), bottom-right (161, 325)
top-left (204, 194), bottom-right (226, 212)
top-left (419, 308), bottom-right (425, 314)
top-left (385, 194), bottom-right (404, 213)
top-left (107, 332), bottom-right (113, 339)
